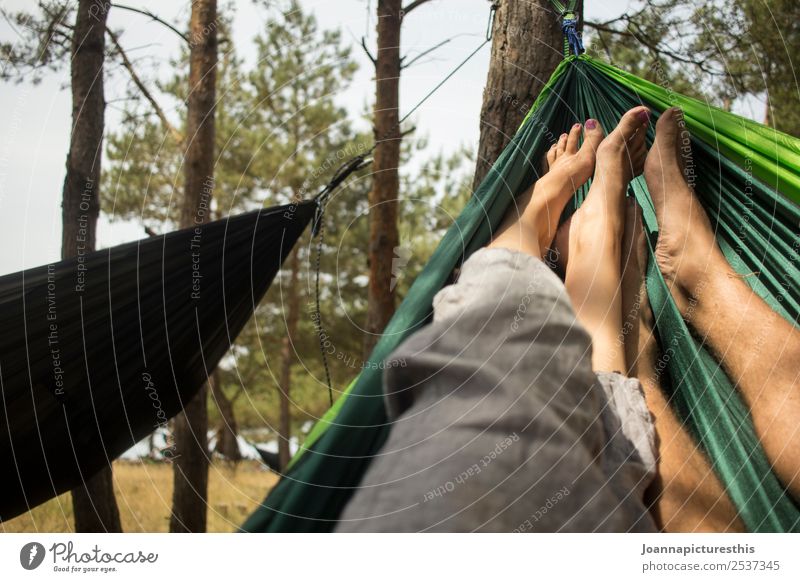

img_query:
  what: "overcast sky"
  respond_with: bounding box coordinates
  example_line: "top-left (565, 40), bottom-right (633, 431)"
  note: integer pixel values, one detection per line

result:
top-left (0, 0), bottom-right (762, 275)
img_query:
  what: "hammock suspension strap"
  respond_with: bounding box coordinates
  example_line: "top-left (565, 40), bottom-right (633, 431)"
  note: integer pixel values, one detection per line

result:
top-left (549, 0), bottom-right (585, 57)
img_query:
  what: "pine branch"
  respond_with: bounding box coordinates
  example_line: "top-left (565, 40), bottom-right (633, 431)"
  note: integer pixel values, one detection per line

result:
top-left (401, 36), bottom-right (452, 69)
top-left (106, 27), bottom-right (184, 145)
top-left (584, 18), bottom-right (724, 76)
top-left (110, 3), bottom-right (189, 44)
top-left (402, 0), bottom-right (435, 16)
top-left (360, 36), bottom-right (376, 66)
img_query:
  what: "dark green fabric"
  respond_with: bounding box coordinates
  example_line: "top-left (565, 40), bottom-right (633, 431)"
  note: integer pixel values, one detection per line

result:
top-left (578, 56), bottom-right (800, 532)
top-left (0, 201), bottom-right (316, 520)
top-left (243, 56), bottom-right (800, 532)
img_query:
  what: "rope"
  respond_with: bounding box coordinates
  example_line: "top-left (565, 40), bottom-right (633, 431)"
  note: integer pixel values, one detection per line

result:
top-left (399, 38), bottom-right (492, 127)
top-left (562, 15), bottom-right (584, 56)
top-left (313, 211), bottom-right (334, 406)
top-left (309, 153), bottom-right (370, 405)
top-left (548, 0), bottom-right (584, 57)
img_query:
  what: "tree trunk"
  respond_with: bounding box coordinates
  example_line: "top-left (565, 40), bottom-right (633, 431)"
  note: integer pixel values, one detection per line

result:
top-left (71, 468), bottom-right (120, 533)
top-left (148, 431), bottom-right (157, 459)
top-left (63, 0), bottom-right (122, 533)
top-left (277, 245), bottom-right (300, 470)
top-left (764, 90), bottom-right (772, 127)
top-left (170, 0), bottom-right (217, 534)
top-left (472, 0), bottom-right (564, 189)
top-left (211, 370), bottom-right (241, 461)
top-left (363, 0), bottom-right (403, 358)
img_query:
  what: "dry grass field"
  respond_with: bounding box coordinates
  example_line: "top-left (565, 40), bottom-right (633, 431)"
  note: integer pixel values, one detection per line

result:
top-left (1, 460), bottom-right (278, 533)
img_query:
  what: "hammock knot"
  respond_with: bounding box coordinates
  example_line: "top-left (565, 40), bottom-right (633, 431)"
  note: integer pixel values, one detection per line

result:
top-left (561, 15), bottom-right (584, 56)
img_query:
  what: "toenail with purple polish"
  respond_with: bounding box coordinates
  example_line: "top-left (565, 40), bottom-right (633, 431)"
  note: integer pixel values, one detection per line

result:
top-left (585, 119), bottom-right (597, 129)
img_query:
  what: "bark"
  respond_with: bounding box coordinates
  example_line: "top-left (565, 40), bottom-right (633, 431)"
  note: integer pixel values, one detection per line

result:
top-left (63, 0), bottom-right (121, 533)
top-left (148, 431), bottom-right (157, 459)
top-left (170, 0), bottom-right (217, 534)
top-left (764, 90), bottom-right (772, 127)
top-left (71, 467), bottom-right (120, 533)
top-left (472, 0), bottom-right (565, 189)
top-left (211, 370), bottom-right (241, 461)
top-left (277, 246), bottom-right (301, 470)
top-left (205, 209), bottom-right (241, 463)
top-left (364, 0), bottom-right (403, 358)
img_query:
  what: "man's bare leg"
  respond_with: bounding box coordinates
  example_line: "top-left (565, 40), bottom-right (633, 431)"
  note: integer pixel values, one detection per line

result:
top-left (621, 200), bottom-right (745, 532)
top-left (645, 107), bottom-right (800, 499)
top-left (563, 106), bottom-right (649, 372)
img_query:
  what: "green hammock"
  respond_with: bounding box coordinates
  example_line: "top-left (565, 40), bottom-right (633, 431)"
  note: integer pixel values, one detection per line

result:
top-left (242, 54), bottom-right (800, 533)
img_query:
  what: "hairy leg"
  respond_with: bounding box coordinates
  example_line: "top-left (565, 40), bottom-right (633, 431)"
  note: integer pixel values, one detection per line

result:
top-left (488, 120), bottom-right (604, 258)
top-left (563, 106), bottom-right (649, 372)
top-left (620, 200), bottom-right (744, 532)
top-left (646, 107), bottom-right (800, 500)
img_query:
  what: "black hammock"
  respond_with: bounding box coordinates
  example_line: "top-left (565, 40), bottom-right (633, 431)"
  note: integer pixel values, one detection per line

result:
top-left (0, 200), bottom-right (315, 520)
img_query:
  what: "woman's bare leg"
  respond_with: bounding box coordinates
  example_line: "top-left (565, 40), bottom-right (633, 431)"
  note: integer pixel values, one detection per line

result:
top-left (645, 107), bottom-right (800, 499)
top-left (620, 200), bottom-right (744, 532)
top-left (563, 106), bottom-right (649, 372)
top-left (488, 120), bottom-right (605, 257)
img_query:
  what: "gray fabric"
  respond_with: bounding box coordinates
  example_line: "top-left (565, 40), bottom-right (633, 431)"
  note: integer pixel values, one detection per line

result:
top-left (336, 247), bottom-right (657, 532)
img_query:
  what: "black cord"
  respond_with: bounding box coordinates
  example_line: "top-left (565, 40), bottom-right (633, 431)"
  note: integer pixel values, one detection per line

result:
top-left (309, 153), bottom-right (371, 406)
top-left (313, 205), bottom-right (334, 406)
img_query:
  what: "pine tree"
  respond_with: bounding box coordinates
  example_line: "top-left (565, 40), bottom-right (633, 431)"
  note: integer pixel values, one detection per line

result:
top-left (62, 0), bottom-right (122, 533)
top-left (169, 0), bottom-right (218, 534)
top-left (583, 0), bottom-right (800, 134)
top-left (1, 0), bottom-right (123, 533)
top-left (473, 0), bottom-right (564, 189)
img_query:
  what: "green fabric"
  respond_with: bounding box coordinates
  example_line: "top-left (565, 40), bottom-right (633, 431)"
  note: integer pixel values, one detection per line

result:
top-left (285, 377), bottom-right (356, 471)
top-left (586, 57), bottom-right (800, 206)
top-left (242, 55), bottom-right (800, 533)
top-left (578, 55), bottom-right (800, 531)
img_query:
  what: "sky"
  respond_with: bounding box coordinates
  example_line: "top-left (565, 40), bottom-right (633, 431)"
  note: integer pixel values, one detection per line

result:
top-left (0, 0), bottom-right (762, 275)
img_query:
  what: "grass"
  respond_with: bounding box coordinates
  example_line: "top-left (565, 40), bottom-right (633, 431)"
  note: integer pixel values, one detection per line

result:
top-left (1, 460), bottom-right (278, 533)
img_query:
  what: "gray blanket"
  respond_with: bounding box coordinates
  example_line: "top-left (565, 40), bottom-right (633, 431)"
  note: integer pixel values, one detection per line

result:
top-left (336, 247), bottom-right (657, 532)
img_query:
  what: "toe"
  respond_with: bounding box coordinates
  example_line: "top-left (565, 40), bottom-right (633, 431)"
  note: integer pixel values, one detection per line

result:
top-left (655, 106), bottom-right (682, 139)
top-left (566, 123), bottom-right (582, 154)
top-left (546, 144), bottom-right (557, 170)
top-left (557, 132), bottom-right (568, 155)
top-left (645, 106), bottom-right (687, 184)
top-left (581, 118), bottom-right (604, 155)
top-left (617, 106), bottom-right (650, 142)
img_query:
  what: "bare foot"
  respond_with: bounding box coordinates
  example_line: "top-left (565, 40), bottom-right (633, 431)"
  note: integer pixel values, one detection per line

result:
top-left (564, 104), bottom-right (650, 276)
top-left (533, 120), bottom-right (606, 250)
top-left (489, 119), bottom-right (604, 257)
top-left (598, 106), bottom-right (650, 177)
top-left (561, 106), bottom-right (651, 372)
top-left (644, 107), bottom-right (729, 314)
top-left (542, 120), bottom-right (602, 187)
